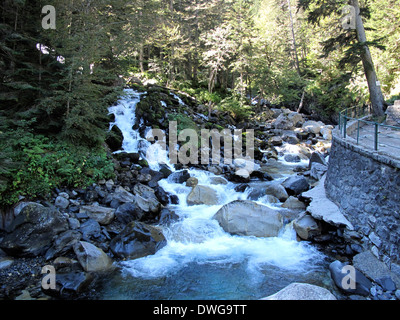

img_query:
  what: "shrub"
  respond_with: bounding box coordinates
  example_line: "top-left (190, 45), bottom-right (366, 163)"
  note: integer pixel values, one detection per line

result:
top-left (218, 96), bottom-right (253, 122)
top-left (0, 130), bottom-right (114, 207)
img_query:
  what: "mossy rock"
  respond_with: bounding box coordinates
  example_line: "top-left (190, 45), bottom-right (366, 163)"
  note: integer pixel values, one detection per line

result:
top-left (138, 159), bottom-right (149, 167)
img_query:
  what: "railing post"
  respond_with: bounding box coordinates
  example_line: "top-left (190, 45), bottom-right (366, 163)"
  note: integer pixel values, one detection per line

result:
top-left (343, 109), bottom-right (347, 139)
top-left (357, 120), bottom-right (360, 144)
top-left (374, 123), bottom-right (379, 151)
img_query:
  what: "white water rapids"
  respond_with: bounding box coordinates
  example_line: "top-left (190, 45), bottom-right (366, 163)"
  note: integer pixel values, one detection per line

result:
top-left (103, 89), bottom-right (334, 300)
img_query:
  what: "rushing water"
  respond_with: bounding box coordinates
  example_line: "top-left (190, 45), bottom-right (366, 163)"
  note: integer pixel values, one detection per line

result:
top-left (98, 89), bottom-right (339, 300)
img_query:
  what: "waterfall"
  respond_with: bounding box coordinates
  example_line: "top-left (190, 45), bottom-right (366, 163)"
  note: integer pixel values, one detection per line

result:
top-left (108, 89), bottom-right (175, 172)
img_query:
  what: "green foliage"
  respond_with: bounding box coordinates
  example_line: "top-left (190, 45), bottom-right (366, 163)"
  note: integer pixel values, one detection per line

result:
top-left (168, 113), bottom-right (199, 135)
top-left (0, 131), bottom-right (114, 207)
top-left (218, 95), bottom-right (253, 122)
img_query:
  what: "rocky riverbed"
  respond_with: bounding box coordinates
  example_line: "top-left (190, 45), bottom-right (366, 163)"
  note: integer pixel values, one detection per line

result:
top-left (1, 85), bottom-right (399, 300)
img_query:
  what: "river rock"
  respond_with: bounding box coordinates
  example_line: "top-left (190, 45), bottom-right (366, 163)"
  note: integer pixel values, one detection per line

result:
top-left (169, 170), bottom-right (190, 183)
top-left (0, 203), bottom-right (68, 257)
top-left (284, 153), bottom-right (301, 163)
top-left (273, 113), bottom-right (295, 130)
top-left (114, 202), bottom-right (139, 224)
top-left (308, 152), bottom-right (327, 168)
top-left (265, 183), bottom-right (289, 202)
top-left (329, 260), bottom-right (372, 296)
top-left (112, 186), bottom-right (135, 203)
top-left (186, 177), bottom-right (199, 187)
top-left (302, 120), bottom-right (322, 135)
top-left (73, 241), bottom-right (114, 272)
top-left (310, 163), bottom-right (328, 180)
top-left (0, 257), bottom-right (14, 270)
top-left (44, 271), bottom-right (94, 299)
top-left (79, 219), bottom-right (101, 241)
top-left (55, 195), bottom-right (69, 209)
top-left (209, 176), bottom-right (228, 185)
top-left (293, 214), bottom-right (321, 240)
top-left (45, 230), bottom-right (82, 260)
top-left (133, 183), bottom-right (162, 213)
top-left (261, 283), bottom-right (337, 300)
top-left (213, 200), bottom-right (283, 237)
top-left (320, 126), bottom-right (333, 140)
top-left (281, 175), bottom-right (309, 195)
top-left (187, 185), bottom-right (219, 206)
top-left (109, 222), bottom-right (167, 259)
top-left (269, 136), bottom-right (283, 146)
top-left (281, 196), bottom-right (306, 210)
top-left (79, 205), bottom-right (115, 225)
top-left (287, 112), bottom-right (305, 127)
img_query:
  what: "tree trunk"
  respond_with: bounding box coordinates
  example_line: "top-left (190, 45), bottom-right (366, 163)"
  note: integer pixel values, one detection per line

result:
top-left (352, 0), bottom-right (385, 117)
top-left (287, 0), bottom-right (301, 76)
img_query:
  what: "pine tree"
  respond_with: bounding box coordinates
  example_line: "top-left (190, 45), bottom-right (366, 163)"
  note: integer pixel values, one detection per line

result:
top-left (298, 0), bottom-right (386, 116)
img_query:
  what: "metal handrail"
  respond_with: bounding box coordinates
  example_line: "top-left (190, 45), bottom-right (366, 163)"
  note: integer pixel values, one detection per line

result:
top-left (338, 105), bottom-right (400, 152)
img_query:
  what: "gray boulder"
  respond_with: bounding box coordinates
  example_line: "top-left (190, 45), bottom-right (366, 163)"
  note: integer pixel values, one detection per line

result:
top-left (73, 241), bottom-right (114, 272)
top-left (0, 203), bottom-right (68, 257)
top-left (112, 186), bottom-right (135, 203)
top-left (79, 205), bottom-right (115, 225)
top-left (302, 120), bottom-right (322, 135)
top-left (133, 183), bottom-right (162, 213)
top-left (310, 163), bottom-right (328, 180)
top-left (293, 214), bottom-right (321, 240)
top-left (109, 222), bottom-right (167, 260)
top-left (187, 185), bottom-right (219, 206)
top-left (281, 175), bottom-right (309, 195)
top-left (265, 183), bottom-right (289, 202)
top-left (261, 283), bottom-right (337, 300)
top-left (45, 230), bottom-right (82, 260)
top-left (213, 200), bottom-right (283, 237)
top-left (55, 196), bottom-right (69, 209)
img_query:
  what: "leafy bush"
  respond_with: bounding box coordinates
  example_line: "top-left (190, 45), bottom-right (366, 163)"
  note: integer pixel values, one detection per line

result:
top-left (168, 113), bottom-right (199, 135)
top-left (218, 96), bottom-right (253, 122)
top-left (0, 130), bottom-right (114, 207)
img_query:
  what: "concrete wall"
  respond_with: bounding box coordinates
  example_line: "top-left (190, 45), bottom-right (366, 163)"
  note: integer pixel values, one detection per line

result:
top-left (325, 129), bottom-right (400, 268)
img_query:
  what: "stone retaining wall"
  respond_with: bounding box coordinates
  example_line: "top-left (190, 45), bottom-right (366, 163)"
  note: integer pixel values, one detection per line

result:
top-left (325, 129), bottom-right (400, 269)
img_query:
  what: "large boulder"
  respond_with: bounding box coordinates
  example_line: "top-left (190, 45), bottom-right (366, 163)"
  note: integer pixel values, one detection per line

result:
top-left (169, 170), bottom-right (190, 184)
top-left (111, 186), bottom-right (135, 203)
top-left (265, 183), bottom-right (289, 202)
top-left (293, 214), bottom-right (321, 240)
top-left (302, 120), bottom-right (322, 135)
top-left (0, 203), bottom-right (68, 257)
top-left (213, 200), bottom-right (284, 237)
top-left (45, 230), bottom-right (82, 260)
top-left (73, 241), bottom-right (114, 272)
top-left (79, 205), bottom-right (115, 225)
top-left (187, 185), bottom-right (219, 206)
top-left (109, 222), bottom-right (167, 260)
top-left (133, 183), bottom-right (162, 214)
top-left (281, 175), bottom-right (310, 196)
top-left (273, 113), bottom-right (295, 130)
top-left (261, 283), bottom-right (337, 300)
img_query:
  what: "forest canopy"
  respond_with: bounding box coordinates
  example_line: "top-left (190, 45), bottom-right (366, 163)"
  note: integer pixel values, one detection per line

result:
top-left (1, 0), bottom-right (399, 206)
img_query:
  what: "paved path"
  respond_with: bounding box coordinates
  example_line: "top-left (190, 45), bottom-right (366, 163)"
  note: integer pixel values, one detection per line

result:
top-left (348, 123), bottom-right (400, 160)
